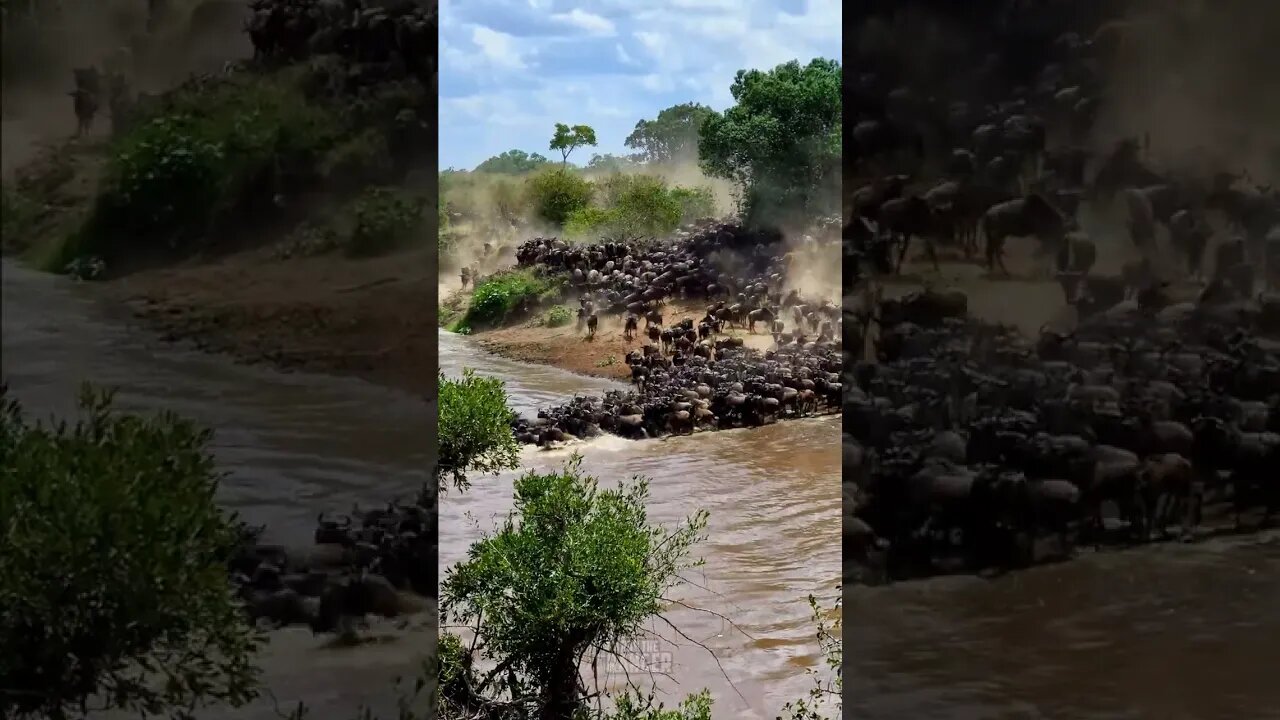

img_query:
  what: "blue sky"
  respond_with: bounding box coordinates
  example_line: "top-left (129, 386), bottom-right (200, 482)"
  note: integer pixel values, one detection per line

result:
top-left (439, 0), bottom-right (841, 170)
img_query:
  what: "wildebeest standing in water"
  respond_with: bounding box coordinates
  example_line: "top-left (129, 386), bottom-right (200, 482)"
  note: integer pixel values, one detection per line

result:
top-left (69, 68), bottom-right (101, 137)
top-left (981, 193), bottom-right (1066, 275)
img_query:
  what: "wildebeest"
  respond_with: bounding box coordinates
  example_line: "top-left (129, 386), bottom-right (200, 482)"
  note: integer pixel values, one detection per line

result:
top-left (981, 193), bottom-right (1066, 274)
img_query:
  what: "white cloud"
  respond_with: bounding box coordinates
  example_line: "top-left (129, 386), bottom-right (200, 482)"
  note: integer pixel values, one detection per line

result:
top-left (440, 0), bottom-right (841, 168)
top-left (471, 25), bottom-right (526, 70)
top-left (551, 9), bottom-right (616, 36)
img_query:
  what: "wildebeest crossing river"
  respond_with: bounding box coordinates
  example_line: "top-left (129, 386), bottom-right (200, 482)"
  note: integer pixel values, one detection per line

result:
top-left (7, 260), bottom-right (1279, 718)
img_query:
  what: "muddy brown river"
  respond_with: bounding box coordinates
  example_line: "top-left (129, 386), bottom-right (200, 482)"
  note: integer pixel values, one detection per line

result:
top-left (15, 257), bottom-right (1275, 719)
top-left (0, 261), bottom-right (839, 718)
top-left (438, 329), bottom-right (841, 717)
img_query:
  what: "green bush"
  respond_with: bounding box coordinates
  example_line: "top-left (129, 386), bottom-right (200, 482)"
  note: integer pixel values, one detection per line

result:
top-left (74, 75), bottom-right (342, 262)
top-left (457, 269), bottom-right (560, 330)
top-left (669, 185), bottom-right (717, 222)
top-left (345, 187), bottom-right (426, 257)
top-left (0, 384), bottom-right (261, 718)
top-left (544, 305), bottom-right (574, 327)
top-left (564, 174), bottom-right (714, 239)
top-left (437, 370), bottom-right (521, 491)
top-left (441, 455), bottom-right (709, 718)
top-left (563, 205), bottom-right (618, 238)
top-left (525, 167), bottom-right (593, 226)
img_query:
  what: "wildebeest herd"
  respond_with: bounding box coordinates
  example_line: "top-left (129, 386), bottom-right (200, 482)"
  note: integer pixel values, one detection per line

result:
top-left (508, 221), bottom-right (844, 444)
top-left (228, 498), bottom-right (435, 631)
top-left (66, 0), bottom-right (435, 140)
top-left (844, 1), bottom-right (1280, 584)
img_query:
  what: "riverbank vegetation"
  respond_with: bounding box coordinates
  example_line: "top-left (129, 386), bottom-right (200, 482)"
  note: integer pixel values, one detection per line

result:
top-left (0, 385), bottom-right (261, 718)
top-left (439, 58), bottom-right (841, 341)
top-left (3, 1), bottom-right (439, 395)
top-left (3, 0), bottom-right (434, 278)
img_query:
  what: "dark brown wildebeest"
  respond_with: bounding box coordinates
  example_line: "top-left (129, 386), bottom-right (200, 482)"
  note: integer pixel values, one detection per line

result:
top-left (1168, 209), bottom-right (1211, 277)
top-left (585, 313), bottom-right (598, 339)
top-left (623, 314), bottom-right (638, 340)
top-left (70, 67), bottom-right (101, 137)
top-left (747, 307), bottom-right (774, 333)
top-left (1054, 231), bottom-right (1096, 275)
top-left (878, 195), bottom-right (938, 272)
top-left (980, 193), bottom-right (1067, 275)
top-left (459, 266), bottom-right (471, 290)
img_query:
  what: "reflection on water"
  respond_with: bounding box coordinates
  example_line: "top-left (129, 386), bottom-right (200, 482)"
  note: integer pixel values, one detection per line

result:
top-left (439, 329), bottom-right (841, 718)
top-left (849, 527), bottom-right (1280, 720)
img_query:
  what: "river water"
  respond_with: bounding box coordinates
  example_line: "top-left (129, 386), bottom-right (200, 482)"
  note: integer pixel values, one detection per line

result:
top-left (438, 328), bottom-right (842, 717)
top-left (2, 259), bottom-right (438, 718)
top-left (0, 260), bottom-right (840, 718)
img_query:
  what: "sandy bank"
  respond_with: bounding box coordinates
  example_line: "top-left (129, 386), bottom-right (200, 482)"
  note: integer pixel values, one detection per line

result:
top-left (104, 246), bottom-right (436, 397)
top-left (464, 298), bottom-right (777, 381)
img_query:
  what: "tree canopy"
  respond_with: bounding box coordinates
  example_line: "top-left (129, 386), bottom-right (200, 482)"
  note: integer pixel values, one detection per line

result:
top-left (625, 102), bottom-right (717, 164)
top-left (698, 58), bottom-right (841, 225)
top-left (474, 149), bottom-right (550, 174)
top-left (436, 370), bottom-right (521, 491)
top-left (549, 123), bottom-right (598, 165)
top-left (440, 456), bottom-right (709, 719)
top-left (0, 385), bottom-right (260, 719)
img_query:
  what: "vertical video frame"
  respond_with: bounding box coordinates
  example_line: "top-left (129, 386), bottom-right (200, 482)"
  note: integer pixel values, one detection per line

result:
top-left (844, 1), bottom-right (1280, 718)
top-left (1, 1), bottom-right (438, 718)
top-left (437, 1), bottom-right (841, 718)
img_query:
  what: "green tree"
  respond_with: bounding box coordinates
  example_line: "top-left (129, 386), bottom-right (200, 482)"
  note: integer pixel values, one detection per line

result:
top-left (437, 370), bottom-right (521, 491)
top-left (625, 103), bottom-right (717, 164)
top-left (586, 153), bottom-right (634, 172)
top-left (549, 123), bottom-right (598, 166)
top-left (440, 456), bottom-right (710, 719)
top-left (698, 59), bottom-right (841, 226)
top-left (475, 149), bottom-right (551, 174)
top-left (525, 167), bottom-right (594, 226)
top-left (0, 385), bottom-right (261, 720)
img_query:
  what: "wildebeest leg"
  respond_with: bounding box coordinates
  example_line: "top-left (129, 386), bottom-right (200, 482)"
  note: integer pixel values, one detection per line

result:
top-left (895, 233), bottom-right (910, 273)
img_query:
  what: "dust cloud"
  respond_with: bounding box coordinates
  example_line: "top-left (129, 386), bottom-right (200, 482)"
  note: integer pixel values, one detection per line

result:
top-left (2, 0), bottom-right (253, 179)
top-left (1090, 0), bottom-right (1280, 183)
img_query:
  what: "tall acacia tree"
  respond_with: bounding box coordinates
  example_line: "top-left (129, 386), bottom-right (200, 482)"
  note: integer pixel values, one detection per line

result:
top-left (549, 123), bottom-right (598, 166)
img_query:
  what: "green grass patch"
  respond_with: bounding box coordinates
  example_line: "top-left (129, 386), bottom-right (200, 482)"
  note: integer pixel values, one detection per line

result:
top-left (345, 187), bottom-right (426, 257)
top-left (454, 268), bottom-right (564, 332)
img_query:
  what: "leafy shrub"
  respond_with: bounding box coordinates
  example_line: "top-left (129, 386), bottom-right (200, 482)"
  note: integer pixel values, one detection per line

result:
top-left (457, 269), bottom-right (561, 330)
top-left (544, 305), bottom-right (574, 327)
top-left (563, 206), bottom-right (618, 238)
top-left (0, 384), bottom-right (261, 718)
top-left (345, 187), bottom-right (426, 257)
top-left (564, 174), bottom-right (713, 239)
top-left (525, 167), bottom-right (593, 226)
top-left (75, 75), bottom-right (341, 261)
top-left (441, 456), bottom-right (709, 718)
top-left (669, 185), bottom-right (717, 222)
top-left (437, 370), bottom-right (520, 491)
